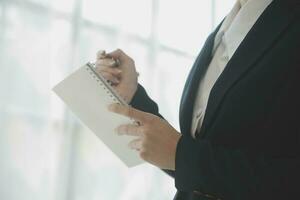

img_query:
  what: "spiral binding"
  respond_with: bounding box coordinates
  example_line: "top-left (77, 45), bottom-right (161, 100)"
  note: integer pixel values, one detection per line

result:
top-left (85, 62), bottom-right (127, 106)
top-left (84, 62), bottom-right (139, 125)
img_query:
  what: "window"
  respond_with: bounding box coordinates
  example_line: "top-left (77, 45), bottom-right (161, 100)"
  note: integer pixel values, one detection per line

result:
top-left (0, 0), bottom-right (235, 199)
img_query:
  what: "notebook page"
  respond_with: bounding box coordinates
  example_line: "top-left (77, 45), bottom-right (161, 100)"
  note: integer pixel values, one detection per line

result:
top-left (53, 64), bottom-right (144, 167)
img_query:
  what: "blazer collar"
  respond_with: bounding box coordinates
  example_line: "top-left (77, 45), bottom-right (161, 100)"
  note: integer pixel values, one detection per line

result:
top-left (179, 23), bottom-right (222, 137)
top-left (197, 0), bottom-right (299, 138)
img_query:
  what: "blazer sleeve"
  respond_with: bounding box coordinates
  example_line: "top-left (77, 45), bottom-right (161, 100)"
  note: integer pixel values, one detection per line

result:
top-left (129, 84), bottom-right (175, 178)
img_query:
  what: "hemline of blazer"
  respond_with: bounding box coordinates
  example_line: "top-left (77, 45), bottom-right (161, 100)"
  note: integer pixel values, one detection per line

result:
top-left (130, 0), bottom-right (300, 199)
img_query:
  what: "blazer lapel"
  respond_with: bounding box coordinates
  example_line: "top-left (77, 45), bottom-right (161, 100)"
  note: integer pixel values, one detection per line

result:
top-left (179, 24), bottom-right (222, 136)
top-left (197, 0), bottom-right (299, 138)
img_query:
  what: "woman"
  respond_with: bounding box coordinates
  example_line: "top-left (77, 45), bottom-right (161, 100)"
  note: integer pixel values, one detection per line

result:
top-left (95, 0), bottom-right (300, 199)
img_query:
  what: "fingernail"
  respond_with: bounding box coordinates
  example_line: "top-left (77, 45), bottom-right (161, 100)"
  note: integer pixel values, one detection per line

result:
top-left (108, 104), bottom-right (115, 111)
top-left (117, 131), bottom-right (123, 136)
top-left (109, 60), bottom-right (117, 66)
top-left (114, 127), bottom-right (121, 135)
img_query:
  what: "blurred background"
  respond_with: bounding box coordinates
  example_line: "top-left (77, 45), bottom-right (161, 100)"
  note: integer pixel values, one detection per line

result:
top-left (0, 0), bottom-right (234, 199)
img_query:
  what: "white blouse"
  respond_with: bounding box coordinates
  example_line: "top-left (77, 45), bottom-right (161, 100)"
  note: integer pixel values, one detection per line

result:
top-left (191, 0), bottom-right (273, 138)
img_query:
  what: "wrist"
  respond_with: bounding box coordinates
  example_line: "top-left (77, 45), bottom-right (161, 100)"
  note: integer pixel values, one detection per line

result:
top-left (170, 133), bottom-right (182, 170)
top-left (126, 83), bottom-right (138, 103)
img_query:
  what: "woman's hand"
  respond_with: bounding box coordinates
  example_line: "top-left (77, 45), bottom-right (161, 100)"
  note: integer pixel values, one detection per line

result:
top-left (95, 49), bottom-right (139, 103)
top-left (108, 103), bottom-right (182, 170)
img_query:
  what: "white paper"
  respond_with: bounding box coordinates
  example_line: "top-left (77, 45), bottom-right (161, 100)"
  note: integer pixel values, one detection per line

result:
top-left (53, 64), bottom-right (144, 167)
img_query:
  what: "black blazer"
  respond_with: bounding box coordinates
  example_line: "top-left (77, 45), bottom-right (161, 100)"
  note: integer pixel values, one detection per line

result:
top-left (130, 0), bottom-right (300, 199)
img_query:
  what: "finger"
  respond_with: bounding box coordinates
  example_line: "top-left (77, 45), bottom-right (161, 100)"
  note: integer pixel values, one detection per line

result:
top-left (116, 124), bottom-right (142, 136)
top-left (108, 103), bottom-right (148, 123)
top-left (101, 69), bottom-right (122, 82)
top-left (97, 51), bottom-right (120, 67)
top-left (96, 68), bottom-right (122, 78)
top-left (128, 138), bottom-right (142, 150)
top-left (96, 58), bottom-right (118, 67)
top-left (100, 72), bottom-right (120, 84)
top-left (96, 50), bottom-right (106, 59)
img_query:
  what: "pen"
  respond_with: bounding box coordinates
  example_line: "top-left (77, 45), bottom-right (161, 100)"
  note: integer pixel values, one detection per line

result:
top-left (97, 50), bottom-right (120, 67)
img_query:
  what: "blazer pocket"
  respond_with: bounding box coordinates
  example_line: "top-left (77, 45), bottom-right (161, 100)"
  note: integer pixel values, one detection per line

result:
top-left (192, 190), bottom-right (222, 200)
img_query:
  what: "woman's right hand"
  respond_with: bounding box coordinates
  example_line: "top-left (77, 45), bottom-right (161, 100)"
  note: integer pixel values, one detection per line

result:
top-left (95, 49), bottom-right (139, 104)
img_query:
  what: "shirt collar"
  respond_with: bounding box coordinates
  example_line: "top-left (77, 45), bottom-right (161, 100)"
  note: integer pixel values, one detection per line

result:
top-left (213, 1), bottom-right (241, 53)
top-left (213, 0), bottom-right (273, 59)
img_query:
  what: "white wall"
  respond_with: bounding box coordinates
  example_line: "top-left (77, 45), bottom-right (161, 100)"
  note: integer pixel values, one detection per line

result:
top-left (0, 0), bottom-right (234, 199)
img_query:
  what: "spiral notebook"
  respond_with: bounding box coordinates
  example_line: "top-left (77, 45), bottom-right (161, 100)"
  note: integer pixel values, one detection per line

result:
top-left (53, 63), bottom-right (143, 167)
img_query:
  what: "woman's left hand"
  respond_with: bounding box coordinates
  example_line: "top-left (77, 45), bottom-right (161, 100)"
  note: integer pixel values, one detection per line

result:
top-left (108, 103), bottom-right (181, 170)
